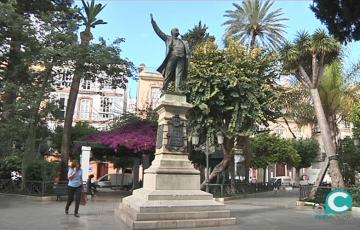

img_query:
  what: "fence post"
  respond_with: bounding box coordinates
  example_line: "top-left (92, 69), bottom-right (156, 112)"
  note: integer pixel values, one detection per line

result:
top-left (42, 181), bottom-right (45, 196)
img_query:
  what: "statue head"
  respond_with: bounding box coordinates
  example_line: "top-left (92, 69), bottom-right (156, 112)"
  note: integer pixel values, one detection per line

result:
top-left (171, 28), bottom-right (180, 38)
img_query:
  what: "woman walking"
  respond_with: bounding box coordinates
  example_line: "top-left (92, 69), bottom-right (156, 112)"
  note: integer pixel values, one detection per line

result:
top-left (65, 161), bottom-right (83, 217)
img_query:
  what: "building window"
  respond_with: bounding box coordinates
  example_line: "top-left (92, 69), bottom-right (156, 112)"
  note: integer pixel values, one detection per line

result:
top-left (81, 80), bottom-right (91, 90)
top-left (80, 99), bottom-right (91, 120)
top-left (61, 71), bottom-right (72, 87)
top-left (58, 97), bottom-right (66, 118)
top-left (100, 97), bottom-right (114, 118)
top-left (150, 87), bottom-right (161, 108)
top-left (274, 128), bottom-right (285, 137)
top-left (343, 120), bottom-right (351, 129)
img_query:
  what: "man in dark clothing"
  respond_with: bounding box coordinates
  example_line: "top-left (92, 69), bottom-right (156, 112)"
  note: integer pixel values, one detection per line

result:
top-left (151, 14), bottom-right (190, 92)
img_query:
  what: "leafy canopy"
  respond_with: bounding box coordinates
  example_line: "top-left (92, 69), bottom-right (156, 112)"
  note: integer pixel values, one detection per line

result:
top-left (186, 40), bottom-right (282, 143)
top-left (291, 138), bottom-right (319, 169)
top-left (251, 133), bottom-right (300, 169)
top-left (311, 0), bottom-right (360, 43)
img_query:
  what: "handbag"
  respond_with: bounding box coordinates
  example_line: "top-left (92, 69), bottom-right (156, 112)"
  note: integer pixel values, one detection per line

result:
top-left (80, 191), bottom-right (87, 205)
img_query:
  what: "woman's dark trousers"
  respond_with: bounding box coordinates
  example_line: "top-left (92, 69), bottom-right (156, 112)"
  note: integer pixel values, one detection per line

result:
top-left (65, 185), bottom-right (82, 214)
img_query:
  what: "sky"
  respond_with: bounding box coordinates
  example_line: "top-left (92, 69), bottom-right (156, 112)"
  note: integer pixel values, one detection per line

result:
top-left (75, 0), bottom-right (360, 98)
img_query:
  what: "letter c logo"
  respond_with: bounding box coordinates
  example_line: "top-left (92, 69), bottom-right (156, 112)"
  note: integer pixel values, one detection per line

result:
top-left (325, 190), bottom-right (352, 214)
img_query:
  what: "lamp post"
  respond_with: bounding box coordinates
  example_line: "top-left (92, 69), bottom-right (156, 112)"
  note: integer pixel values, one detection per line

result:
top-left (354, 138), bottom-right (359, 146)
top-left (192, 131), bottom-right (224, 193)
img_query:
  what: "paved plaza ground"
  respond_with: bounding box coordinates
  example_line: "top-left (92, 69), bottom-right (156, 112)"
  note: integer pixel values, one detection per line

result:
top-left (1, 190), bottom-right (360, 230)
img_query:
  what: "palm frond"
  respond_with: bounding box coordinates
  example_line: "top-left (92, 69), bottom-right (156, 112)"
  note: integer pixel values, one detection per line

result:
top-left (223, 0), bottom-right (287, 49)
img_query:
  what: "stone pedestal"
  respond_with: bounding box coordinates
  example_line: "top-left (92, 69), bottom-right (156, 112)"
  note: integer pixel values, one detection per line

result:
top-left (117, 93), bottom-right (236, 229)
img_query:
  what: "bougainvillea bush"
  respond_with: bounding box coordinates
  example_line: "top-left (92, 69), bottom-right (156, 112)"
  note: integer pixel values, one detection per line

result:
top-left (85, 121), bottom-right (156, 154)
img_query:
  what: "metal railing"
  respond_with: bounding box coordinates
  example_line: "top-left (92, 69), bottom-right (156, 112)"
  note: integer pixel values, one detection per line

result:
top-left (0, 179), bottom-right (56, 196)
top-left (299, 185), bottom-right (349, 204)
top-left (208, 182), bottom-right (275, 197)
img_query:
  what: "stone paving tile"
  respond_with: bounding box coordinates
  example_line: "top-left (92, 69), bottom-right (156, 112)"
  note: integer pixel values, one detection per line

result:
top-left (0, 191), bottom-right (359, 230)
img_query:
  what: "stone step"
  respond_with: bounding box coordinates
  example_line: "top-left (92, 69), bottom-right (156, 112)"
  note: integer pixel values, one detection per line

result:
top-left (134, 218), bottom-right (236, 229)
top-left (132, 189), bottom-right (213, 201)
top-left (119, 209), bottom-right (236, 230)
top-left (122, 198), bottom-right (225, 213)
top-left (121, 205), bottom-right (231, 221)
top-left (136, 210), bottom-right (231, 221)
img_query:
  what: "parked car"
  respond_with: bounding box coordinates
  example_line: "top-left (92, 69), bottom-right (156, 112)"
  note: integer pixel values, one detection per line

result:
top-left (95, 173), bottom-right (132, 189)
top-left (270, 176), bottom-right (292, 187)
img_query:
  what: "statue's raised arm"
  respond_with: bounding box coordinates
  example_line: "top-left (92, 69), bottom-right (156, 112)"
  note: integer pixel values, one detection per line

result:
top-left (150, 14), bottom-right (167, 41)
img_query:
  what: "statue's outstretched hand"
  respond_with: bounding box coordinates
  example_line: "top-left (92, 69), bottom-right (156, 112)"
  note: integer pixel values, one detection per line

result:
top-left (150, 13), bottom-right (153, 20)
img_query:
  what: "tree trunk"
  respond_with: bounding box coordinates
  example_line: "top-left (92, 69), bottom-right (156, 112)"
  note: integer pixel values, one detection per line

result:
top-left (309, 88), bottom-right (344, 188)
top-left (200, 138), bottom-right (234, 190)
top-left (283, 117), bottom-right (297, 139)
top-left (263, 168), bottom-right (267, 183)
top-left (309, 160), bottom-right (329, 199)
top-left (60, 72), bottom-right (82, 179)
top-left (239, 135), bottom-right (251, 182)
top-left (327, 114), bottom-right (338, 147)
top-left (295, 168), bottom-right (301, 187)
top-left (229, 156), bottom-right (236, 193)
top-left (22, 68), bottom-right (52, 182)
top-left (250, 33), bottom-right (256, 50)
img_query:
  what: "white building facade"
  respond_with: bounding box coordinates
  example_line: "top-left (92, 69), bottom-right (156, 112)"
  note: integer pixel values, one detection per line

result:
top-left (50, 75), bottom-right (127, 130)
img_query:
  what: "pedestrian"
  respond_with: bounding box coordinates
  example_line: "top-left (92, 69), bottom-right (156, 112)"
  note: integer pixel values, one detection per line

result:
top-left (65, 161), bottom-right (83, 217)
top-left (87, 174), bottom-right (96, 197)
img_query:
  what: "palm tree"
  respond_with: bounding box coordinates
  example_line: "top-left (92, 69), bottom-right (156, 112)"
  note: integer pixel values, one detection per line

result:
top-left (319, 61), bottom-right (360, 145)
top-left (60, 0), bottom-right (107, 178)
top-left (282, 29), bottom-right (345, 191)
top-left (223, 0), bottom-right (287, 49)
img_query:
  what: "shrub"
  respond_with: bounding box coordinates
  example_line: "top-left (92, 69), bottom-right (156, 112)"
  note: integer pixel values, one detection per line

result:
top-left (25, 160), bottom-right (60, 181)
top-left (0, 155), bottom-right (22, 179)
top-left (351, 184), bottom-right (360, 207)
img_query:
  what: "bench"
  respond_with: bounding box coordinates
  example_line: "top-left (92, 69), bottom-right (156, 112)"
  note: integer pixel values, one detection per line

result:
top-left (53, 183), bottom-right (68, 201)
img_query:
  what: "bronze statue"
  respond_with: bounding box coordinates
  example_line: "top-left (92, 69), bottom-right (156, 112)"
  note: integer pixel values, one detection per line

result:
top-left (151, 14), bottom-right (190, 92)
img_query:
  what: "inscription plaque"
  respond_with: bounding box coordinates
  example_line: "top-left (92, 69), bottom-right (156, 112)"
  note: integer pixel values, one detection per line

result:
top-left (167, 114), bottom-right (185, 151)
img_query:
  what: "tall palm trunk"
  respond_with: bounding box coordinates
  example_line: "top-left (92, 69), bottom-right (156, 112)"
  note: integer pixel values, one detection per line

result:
top-left (250, 33), bottom-right (256, 50)
top-left (60, 34), bottom-right (89, 179)
top-left (309, 88), bottom-right (344, 189)
top-left (60, 70), bottom-right (82, 175)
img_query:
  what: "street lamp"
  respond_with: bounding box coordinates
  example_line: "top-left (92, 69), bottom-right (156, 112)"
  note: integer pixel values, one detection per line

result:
top-left (354, 138), bottom-right (359, 146)
top-left (192, 130), bottom-right (224, 193)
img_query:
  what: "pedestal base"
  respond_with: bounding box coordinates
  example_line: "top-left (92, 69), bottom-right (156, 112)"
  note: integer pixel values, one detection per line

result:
top-left (117, 189), bottom-right (236, 229)
top-left (117, 93), bottom-right (236, 229)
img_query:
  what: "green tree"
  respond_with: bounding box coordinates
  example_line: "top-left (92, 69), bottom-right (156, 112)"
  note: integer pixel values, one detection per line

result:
top-left (223, 0), bottom-right (287, 49)
top-left (0, 0), bottom-right (74, 119)
top-left (282, 85), bottom-right (316, 138)
top-left (60, 0), bottom-right (107, 176)
top-left (186, 40), bottom-right (282, 189)
top-left (350, 103), bottom-right (360, 139)
top-left (337, 138), bottom-right (360, 184)
top-left (281, 30), bottom-right (345, 189)
top-left (251, 133), bottom-right (300, 181)
top-left (282, 61), bottom-right (359, 142)
top-left (311, 0), bottom-right (360, 43)
top-left (0, 0), bottom-right (78, 180)
top-left (291, 138), bottom-right (319, 186)
top-left (182, 21), bottom-right (215, 52)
